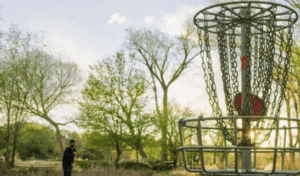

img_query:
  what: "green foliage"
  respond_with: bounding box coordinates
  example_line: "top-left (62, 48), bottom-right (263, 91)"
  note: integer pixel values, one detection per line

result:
top-left (95, 160), bottom-right (110, 167)
top-left (147, 158), bottom-right (161, 165)
top-left (0, 146), bottom-right (12, 156)
top-left (82, 131), bottom-right (114, 150)
top-left (74, 160), bottom-right (93, 170)
top-left (166, 103), bottom-right (197, 155)
top-left (61, 130), bottom-right (84, 157)
top-left (118, 161), bottom-right (150, 170)
top-left (144, 146), bottom-right (161, 162)
top-left (78, 51), bottom-right (149, 134)
top-left (0, 126), bottom-right (5, 150)
top-left (125, 27), bottom-right (199, 161)
top-left (0, 24), bottom-right (81, 159)
top-left (17, 123), bottom-right (56, 160)
top-left (81, 131), bottom-right (124, 160)
top-left (151, 164), bottom-right (173, 172)
top-left (0, 149), bottom-right (5, 156)
top-left (78, 148), bottom-right (105, 160)
top-left (79, 51), bottom-right (151, 163)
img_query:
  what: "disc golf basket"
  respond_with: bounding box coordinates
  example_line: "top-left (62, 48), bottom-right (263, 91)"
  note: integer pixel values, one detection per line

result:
top-left (178, 1), bottom-right (300, 175)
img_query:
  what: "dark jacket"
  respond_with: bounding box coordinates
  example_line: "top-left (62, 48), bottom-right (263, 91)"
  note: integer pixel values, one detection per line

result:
top-left (63, 147), bottom-right (76, 166)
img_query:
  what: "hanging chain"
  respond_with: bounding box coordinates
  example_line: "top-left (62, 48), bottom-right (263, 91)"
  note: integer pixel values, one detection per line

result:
top-left (245, 7), bottom-right (253, 116)
top-left (269, 6), bottom-right (278, 117)
top-left (258, 21), bottom-right (265, 102)
top-left (270, 29), bottom-right (283, 118)
top-left (218, 6), bottom-right (234, 116)
top-left (229, 24), bottom-right (239, 112)
top-left (255, 8), bottom-right (277, 142)
top-left (216, 6), bottom-right (236, 143)
top-left (275, 12), bottom-right (293, 117)
top-left (260, 13), bottom-right (276, 117)
top-left (198, 12), bottom-right (222, 118)
top-left (257, 22), bottom-right (265, 102)
top-left (196, 3), bottom-right (295, 146)
top-left (252, 33), bottom-right (259, 96)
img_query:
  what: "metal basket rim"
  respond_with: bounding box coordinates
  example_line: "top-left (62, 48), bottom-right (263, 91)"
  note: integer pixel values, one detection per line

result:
top-left (193, 1), bottom-right (298, 35)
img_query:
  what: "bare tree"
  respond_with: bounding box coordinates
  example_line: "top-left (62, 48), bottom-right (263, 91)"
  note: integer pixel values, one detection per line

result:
top-left (20, 49), bottom-right (82, 154)
top-left (284, 0), bottom-right (300, 10)
top-left (0, 25), bottom-right (82, 161)
top-left (0, 25), bottom-right (33, 168)
top-left (125, 26), bottom-right (199, 161)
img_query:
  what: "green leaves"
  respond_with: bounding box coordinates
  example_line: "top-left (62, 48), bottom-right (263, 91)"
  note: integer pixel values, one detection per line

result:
top-left (79, 51), bottom-right (149, 148)
top-left (17, 123), bottom-right (56, 160)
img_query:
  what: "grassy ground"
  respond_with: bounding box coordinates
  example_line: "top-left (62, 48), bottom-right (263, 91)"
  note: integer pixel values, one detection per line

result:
top-left (0, 160), bottom-right (199, 176)
top-left (4, 153), bottom-right (300, 176)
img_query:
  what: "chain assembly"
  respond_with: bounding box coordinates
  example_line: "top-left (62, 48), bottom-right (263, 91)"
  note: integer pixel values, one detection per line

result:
top-left (195, 2), bottom-right (297, 146)
top-left (178, 2), bottom-right (299, 175)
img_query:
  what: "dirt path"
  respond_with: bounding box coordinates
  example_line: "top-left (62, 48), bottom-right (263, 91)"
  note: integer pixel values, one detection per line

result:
top-left (13, 160), bottom-right (198, 176)
top-left (14, 160), bottom-right (83, 172)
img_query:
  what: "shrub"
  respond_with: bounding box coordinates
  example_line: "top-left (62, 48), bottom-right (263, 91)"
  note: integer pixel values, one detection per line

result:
top-left (151, 163), bottom-right (173, 171)
top-left (118, 161), bottom-right (150, 170)
top-left (79, 149), bottom-right (105, 160)
top-left (148, 158), bottom-right (160, 165)
top-left (74, 160), bottom-right (93, 170)
top-left (0, 161), bottom-right (9, 175)
top-left (94, 160), bottom-right (110, 167)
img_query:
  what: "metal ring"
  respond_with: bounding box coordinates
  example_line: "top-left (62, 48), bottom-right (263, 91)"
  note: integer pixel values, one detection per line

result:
top-left (194, 1), bottom-right (298, 35)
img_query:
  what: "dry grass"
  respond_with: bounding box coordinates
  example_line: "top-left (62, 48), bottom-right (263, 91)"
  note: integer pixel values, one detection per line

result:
top-left (152, 167), bottom-right (198, 176)
top-left (0, 160), bottom-right (198, 176)
top-left (11, 154), bottom-right (299, 176)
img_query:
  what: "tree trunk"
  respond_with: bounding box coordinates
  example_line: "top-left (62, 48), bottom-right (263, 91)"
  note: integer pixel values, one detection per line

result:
top-left (5, 117), bottom-right (10, 169)
top-left (10, 137), bottom-right (16, 168)
top-left (114, 140), bottom-right (122, 168)
top-left (214, 150), bottom-right (216, 164)
top-left (10, 121), bottom-right (23, 168)
top-left (173, 154), bottom-right (177, 168)
top-left (53, 124), bottom-right (64, 155)
top-left (127, 124), bottom-right (148, 159)
top-left (138, 146), bottom-right (147, 159)
top-left (9, 127), bottom-right (19, 168)
top-left (161, 87), bottom-right (169, 162)
top-left (42, 115), bottom-right (64, 155)
top-left (136, 135), bottom-right (139, 163)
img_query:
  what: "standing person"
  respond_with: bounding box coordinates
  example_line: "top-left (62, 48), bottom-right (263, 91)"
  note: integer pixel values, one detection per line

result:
top-left (62, 139), bottom-right (76, 176)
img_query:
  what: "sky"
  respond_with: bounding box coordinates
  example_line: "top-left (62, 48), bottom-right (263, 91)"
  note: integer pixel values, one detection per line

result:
top-left (0, 0), bottom-right (296, 135)
top-left (0, 0), bottom-right (214, 133)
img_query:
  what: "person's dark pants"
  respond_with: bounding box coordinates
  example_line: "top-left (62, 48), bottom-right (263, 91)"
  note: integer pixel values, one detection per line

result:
top-left (63, 165), bottom-right (72, 176)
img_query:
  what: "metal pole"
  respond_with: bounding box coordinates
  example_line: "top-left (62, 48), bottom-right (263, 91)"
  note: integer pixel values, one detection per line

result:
top-left (254, 128), bottom-right (257, 170)
top-left (197, 116), bottom-right (207, 173)
top-left (240, 8), bottom-right (251, 172)
top-left (224, 139), bottom-right (228, 169)
top-left (234, 116), bottom-right (238, 174)
top-left (178, 119), bottom-right (188, 170)
top-left (281, 126), bottom-right (286, 170)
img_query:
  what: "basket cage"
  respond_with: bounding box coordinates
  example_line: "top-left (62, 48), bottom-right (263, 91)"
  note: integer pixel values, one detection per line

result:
top-left (178, 1), bottom-right (300, 175)
top-left (178, 116), bottom-right (300, 175)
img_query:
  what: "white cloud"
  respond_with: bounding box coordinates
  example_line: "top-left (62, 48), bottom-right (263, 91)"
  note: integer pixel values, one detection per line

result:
top-left (144, 16), bottom-right (154, 24)
top-left (108, 13), bottom-right (127, 25)
top-left (43, 36), bottom-right (97, 80)
top-left (159, 5), bottom-right (204, 36)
